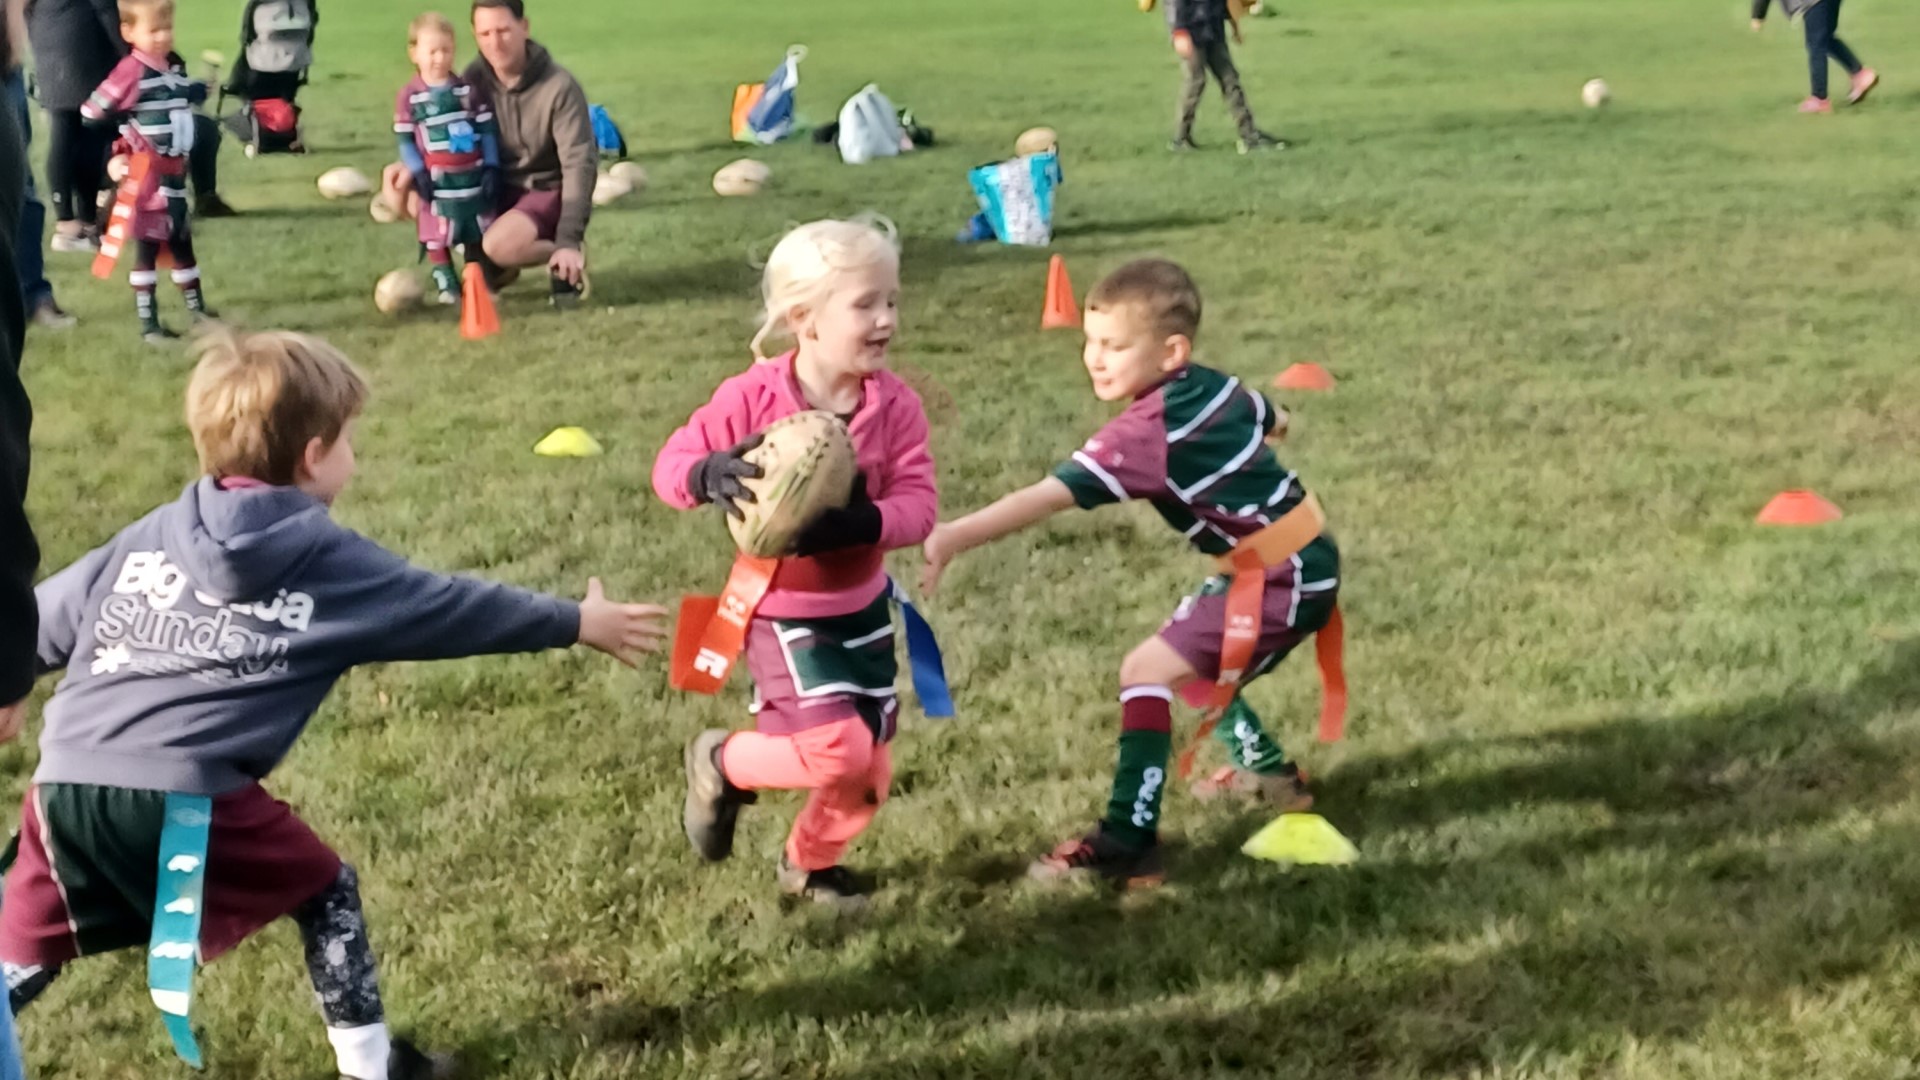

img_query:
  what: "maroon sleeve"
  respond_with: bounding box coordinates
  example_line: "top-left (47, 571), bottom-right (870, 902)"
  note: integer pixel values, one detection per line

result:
top-left (1051, 396), bottom-right (1169, 508)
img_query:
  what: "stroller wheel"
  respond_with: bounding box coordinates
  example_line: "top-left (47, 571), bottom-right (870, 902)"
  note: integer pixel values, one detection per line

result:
top-left (244, 143), bottom-right (257, 159)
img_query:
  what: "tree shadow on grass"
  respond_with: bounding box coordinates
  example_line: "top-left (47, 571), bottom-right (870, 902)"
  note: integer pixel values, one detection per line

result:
top-left (496, 639), bottom-right (1920, 1077)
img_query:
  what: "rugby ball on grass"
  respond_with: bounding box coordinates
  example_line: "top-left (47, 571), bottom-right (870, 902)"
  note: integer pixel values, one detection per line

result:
top-left (318, 166), bottom-right (372, 199)
top-left (1582, 78), bottom-right (1611, 109)
top-left (608, 161), bottom-right (648, 192)
top-left (373, 269), bottom-right (424, 314)
top-left (713, 159), bottom-right (771, 197)
top-left (728, 411), bottom-right (858, 558)
top-left (592, 171), bottom-right (632, 206)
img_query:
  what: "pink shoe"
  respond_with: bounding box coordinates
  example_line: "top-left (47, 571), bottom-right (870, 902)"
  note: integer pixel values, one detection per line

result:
top-left (1848, 68), bottom-right (1879, 104)
top-left (1799, 97), bottom-right (1833, 114)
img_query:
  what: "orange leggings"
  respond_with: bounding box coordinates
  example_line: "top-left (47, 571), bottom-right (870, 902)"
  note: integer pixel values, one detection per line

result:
top-left (720, 717), bottom-right (892, 871)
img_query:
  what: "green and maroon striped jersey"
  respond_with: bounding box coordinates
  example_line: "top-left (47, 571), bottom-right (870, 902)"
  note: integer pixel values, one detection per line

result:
top-left (82, 52), bottom-right (195, 159)
top-left (1054, 364), bottom-right (1326, 561)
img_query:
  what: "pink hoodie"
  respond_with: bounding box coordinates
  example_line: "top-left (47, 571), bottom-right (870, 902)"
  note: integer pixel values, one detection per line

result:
top-left (652, 352), bottom-right (938, 619)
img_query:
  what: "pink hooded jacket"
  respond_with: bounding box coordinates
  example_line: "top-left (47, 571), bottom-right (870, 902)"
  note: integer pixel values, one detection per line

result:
top-left (652, 352), bottom-right (938, 619)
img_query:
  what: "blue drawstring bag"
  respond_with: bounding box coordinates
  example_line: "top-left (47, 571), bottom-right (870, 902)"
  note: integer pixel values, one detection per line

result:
top-left (590, 104), bottom-right (627, 159)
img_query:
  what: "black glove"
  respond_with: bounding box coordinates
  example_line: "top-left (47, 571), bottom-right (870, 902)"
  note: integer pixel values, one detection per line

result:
top-left (688, 434), bottom-right (764, 520)
top-left (791, 473), bottom-right (883, 557)
top-left (186, 80), bottom-right (208, 105)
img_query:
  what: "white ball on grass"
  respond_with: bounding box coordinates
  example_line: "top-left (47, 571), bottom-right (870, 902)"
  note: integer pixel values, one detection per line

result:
top-left (317, 166), bottom-right (373, 199)
top-left (373, 269), bottom-right (424, 314)
top-left (1581, 78), bottom-right (1611, 109)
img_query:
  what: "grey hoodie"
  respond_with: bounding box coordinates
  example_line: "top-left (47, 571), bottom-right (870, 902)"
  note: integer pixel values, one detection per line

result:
top-left (32, 478), bottom-right (581, 795)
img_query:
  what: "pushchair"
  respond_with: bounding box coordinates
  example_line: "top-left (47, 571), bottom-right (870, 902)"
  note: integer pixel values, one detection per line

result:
top-left (217, 0), bottom-right (317, 156)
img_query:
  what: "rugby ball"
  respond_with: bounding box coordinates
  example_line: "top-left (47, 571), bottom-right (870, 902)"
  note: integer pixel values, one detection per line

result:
top-left (318, 166), bottom-right (372, 199)
top-left (1581, 78), bottom-right (1611, 108)
top-left (107, 154), bottom-right (130, 184)
top-left (592, 171), bottom-right (632, 206)
top-left (727, 411), bottom-right (858, 558)
top-left (373, 269), bottom-right (424, 314)
top-left (368, 193), bottom-right (401, 224)
top-left (608, 161), bottom-right (648, 192)
top-left (1014, 126), bottom-right (1058, 157)
top-left (713, 159), bottom-right (771, 197)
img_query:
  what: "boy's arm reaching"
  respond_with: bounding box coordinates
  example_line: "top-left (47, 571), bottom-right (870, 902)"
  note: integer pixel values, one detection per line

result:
top-left (340, 538), bottom-right (666, 667)
top-left (919, 478), bottom-right (1076, 596)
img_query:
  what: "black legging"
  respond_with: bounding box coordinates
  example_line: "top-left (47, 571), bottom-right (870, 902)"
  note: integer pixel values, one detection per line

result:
top-left (44, 108), bottom-right (109, 226)
top-left (1804, 0), bottom-right (1863, 101)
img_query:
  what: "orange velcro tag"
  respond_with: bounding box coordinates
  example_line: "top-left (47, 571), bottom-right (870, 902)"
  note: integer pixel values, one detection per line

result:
top-left (1175, 706), bottom-right (1224, 781)
top-left (1214, 492), bottom-right (1326, 575)
top-left (668, 595), bottom-right (720, 691)
top-left (1315, 604), bottom-right (1347, 742)
top-left (92, 154), bottom-right (152, 280)
top-left (667, 554), bottom-right (778, 695)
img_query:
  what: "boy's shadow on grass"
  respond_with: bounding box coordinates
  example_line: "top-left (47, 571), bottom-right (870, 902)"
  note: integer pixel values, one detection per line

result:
top-left (491, 639), bottom-right (1920, 1077)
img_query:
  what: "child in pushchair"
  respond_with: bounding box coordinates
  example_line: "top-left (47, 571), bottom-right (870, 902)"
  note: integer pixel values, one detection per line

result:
top-left (217, 0), bottom-right (317, 156)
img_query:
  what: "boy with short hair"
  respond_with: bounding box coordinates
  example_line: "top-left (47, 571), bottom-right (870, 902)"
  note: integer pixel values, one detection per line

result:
top-left (0, 325), bottom-right (669, 1079)
top-left (394, 11), bottom-right (499, 305)
top-left (1166, 0), bottom-right (1281, 154)
top-left (922, 257), bottom-right (1340, 887)
top-left (81, 0), bottom-right (213, 342)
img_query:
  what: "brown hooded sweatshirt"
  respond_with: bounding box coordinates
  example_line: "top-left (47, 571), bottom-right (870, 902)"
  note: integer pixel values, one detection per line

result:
top-left (464, 39), bottom-right (597, 251)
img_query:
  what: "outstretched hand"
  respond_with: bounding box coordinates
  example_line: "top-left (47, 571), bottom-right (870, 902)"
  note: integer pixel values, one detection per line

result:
top-left (920, 523), bottom-right (959, 597)
top-left (576, 578), bottom-right (670, 667)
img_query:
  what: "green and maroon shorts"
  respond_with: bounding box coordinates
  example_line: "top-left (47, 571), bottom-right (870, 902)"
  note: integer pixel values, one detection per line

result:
top-left (0, 783), bottom-right (341, 969)
top-left (745, 590), bottom-right (900, 742)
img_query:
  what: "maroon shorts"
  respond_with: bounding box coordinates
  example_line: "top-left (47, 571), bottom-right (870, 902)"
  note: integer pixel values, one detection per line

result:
top-left (0, 782), bottom-right (342, 968)
top-left (495, 183), bottom-right (562, 242)
top-left (1158, 563), bottom-right (1339, 687)
top-left (744, 589), bottom-right (900, 742)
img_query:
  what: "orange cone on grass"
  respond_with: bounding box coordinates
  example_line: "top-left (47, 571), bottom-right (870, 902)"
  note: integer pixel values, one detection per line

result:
top-left (1041, 255), bottom-right (1080, 330)
top-left (1756, 489), bottom-right (1842, 526)
top-left (459, 263), bottom-right (501, 340)
top-left (1274, 363), bottom-right (1336, 391)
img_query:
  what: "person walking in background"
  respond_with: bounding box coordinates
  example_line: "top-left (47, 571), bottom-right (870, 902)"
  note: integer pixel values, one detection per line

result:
top-left (1165, 0), bottom-right (1281, 154)
top-left (1751, 0), bottom-right (1878, 113)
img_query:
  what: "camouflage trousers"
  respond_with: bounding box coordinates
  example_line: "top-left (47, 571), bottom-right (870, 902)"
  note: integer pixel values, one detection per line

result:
top-left (1176, 38), bottom-right (1261, 143)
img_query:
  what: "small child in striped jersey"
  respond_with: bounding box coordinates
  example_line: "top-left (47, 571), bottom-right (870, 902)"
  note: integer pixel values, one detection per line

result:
top-left (81, 0), bottom-right (213, 343)
top-left (392, 12), bottom-right (500, 305)
top-left (922, 258), bottom-right (1340, 888)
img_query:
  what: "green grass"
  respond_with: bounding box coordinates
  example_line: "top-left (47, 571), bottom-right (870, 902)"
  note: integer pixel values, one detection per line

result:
top-left (14, 0), bottom-right (1920, 1075)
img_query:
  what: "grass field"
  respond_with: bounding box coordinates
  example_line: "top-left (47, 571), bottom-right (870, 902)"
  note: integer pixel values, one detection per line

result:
top-left (14, 0), bottom-right (1920, 1075)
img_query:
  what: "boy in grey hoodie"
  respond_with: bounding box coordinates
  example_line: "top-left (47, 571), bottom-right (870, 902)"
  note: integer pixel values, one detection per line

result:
top-left (0, 326), bottom-right (668, 1080)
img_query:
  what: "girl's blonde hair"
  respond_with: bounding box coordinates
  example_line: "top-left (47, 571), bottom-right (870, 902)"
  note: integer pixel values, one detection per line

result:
top-left (751, 215), bottom-right (899, 361)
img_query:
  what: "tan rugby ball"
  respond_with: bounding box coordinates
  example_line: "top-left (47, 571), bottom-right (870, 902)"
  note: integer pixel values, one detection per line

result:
top-left (713, 158), bottom-right (771, 197)
top-left (368, 193), bottom-right (401, 224)
top-left (607, 161), bottom-right (648, 192)
top-left (317, 166), bottom-right (372, 199)
top-left (728, 410), bottom-right (858, 558)
top-left (592, 171), bottom-right (632, 206)
top-left (1014, 126), bottom-right (1059, 157)
top-left (373, 269), bottom-right (425, 314)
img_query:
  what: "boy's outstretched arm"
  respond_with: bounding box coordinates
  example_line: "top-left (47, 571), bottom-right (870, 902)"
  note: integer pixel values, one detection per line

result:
top-left (920, 477), bottom-right (1075, 596)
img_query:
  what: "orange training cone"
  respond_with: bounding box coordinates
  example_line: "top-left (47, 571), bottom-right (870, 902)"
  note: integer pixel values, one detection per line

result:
top-left (1274, 363), bottom-right (1336, 391)
top-left (1041, 255), bottom-right (1080, 330)
top-left (1756, 489), bottom-right (1842, 526)
top-left (459, 263), bottom-right (501, 340)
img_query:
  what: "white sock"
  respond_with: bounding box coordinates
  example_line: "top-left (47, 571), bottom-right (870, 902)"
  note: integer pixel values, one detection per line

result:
top-left (327, 1021), bottom-right (391, 1080)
